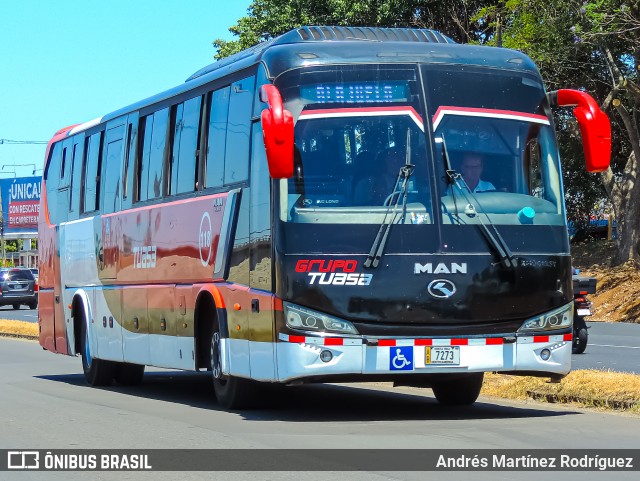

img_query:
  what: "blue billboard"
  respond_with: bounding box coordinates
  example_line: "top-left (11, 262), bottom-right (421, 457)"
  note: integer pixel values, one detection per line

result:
top-left (0, 176), bottom-right (42, 235)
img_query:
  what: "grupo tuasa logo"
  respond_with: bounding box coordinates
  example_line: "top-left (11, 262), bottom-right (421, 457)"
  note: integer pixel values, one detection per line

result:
top-left (295, 259), bottom-right (373, 286)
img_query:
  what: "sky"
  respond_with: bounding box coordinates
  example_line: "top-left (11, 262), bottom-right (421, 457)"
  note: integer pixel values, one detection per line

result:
top-left (0, 0), bottom-right (252, 179)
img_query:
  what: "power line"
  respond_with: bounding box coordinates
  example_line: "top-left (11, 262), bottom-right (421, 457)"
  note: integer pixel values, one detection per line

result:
top-left (0, 139), bottom-right (48, 145)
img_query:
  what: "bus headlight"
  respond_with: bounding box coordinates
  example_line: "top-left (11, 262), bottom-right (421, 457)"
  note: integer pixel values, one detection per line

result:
top-left (518, 302), bottom-right (573, 332)
top-left (284, 302), bottom-right (359, 335)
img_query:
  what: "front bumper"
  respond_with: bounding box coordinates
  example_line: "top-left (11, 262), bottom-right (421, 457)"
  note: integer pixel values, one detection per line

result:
top-left (274, 332), bottom-right (572, 382)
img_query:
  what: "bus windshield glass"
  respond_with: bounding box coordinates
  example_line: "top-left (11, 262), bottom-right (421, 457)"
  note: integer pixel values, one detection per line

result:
top-left (424, 66), bottom-right (566, 226)
top-left (277, 66), bottom-right (433, 224)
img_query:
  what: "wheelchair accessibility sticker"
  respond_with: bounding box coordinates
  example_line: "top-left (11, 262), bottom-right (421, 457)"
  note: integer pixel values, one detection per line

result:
top-left (389, 346), bottom-right (414, 371)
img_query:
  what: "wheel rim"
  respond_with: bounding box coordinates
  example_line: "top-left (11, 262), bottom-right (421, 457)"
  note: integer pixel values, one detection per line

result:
top-left (211, 332), bottom-right (222, 379)
top-left (84, 326), bottom-right (92, 368)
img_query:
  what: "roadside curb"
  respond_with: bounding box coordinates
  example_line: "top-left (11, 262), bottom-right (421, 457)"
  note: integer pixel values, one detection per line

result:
top-left (0, 332), bottom-right (38, 341)
top-left (526, 389), bottom-right (639, 410)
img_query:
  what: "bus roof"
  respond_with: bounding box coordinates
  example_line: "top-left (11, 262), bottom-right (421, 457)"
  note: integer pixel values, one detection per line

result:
top-left (65, 26), bottom-right (540, 136)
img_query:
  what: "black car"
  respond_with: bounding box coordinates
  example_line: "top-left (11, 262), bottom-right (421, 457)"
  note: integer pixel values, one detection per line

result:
top-left (0, 268), bottom-right (38, 310)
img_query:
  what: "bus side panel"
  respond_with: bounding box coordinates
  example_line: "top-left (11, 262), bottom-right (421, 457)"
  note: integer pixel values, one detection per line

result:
top-left (117, 194), bottom-right (228, 285)
top-left (214, 283), bottom-right (250, 378)
top-left (176, 285), bottom-right (196, 368)
top-left (247, 290), bottom-right (278, 381)
top-left (38, 290), bottom-right (55, 352)
top-left (38, 220), bottom-right (63, 353)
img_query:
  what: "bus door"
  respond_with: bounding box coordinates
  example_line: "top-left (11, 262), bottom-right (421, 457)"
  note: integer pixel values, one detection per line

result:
top-left (94, 120), bottom-right (126, 361)
top-left (52, 137), bottom-right (73, 353)
top-left (248, 122), bottom-right (277, 381)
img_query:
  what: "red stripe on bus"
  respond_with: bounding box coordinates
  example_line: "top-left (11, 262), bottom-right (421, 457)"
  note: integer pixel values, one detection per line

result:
top-left (486, 338), bottom-right (504, 345)
top-left (533, 336), bottom-right (550, 343)
top-left (288, 335), bottom-right (306, 343)
top-left (563, 334), bottom-right (573, 341)
top-left (432, 106), bottom-right (549, 128)
top-left (299, 106), bottom-right (423, 122)
top-left (450, 338), bottom-right (468, 346)
top-left (324, 338), bottom-right (344, 346)
top-left (414, 339), bottom-right (433, 346)
top-left (378, 339), bottom-right (396, 346)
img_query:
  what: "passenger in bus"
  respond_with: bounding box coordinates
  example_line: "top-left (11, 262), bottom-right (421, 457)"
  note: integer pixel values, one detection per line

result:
top-left (460, 154), bottom-right (496, 193)
top-left (353, 149), bottom-right (406, 205)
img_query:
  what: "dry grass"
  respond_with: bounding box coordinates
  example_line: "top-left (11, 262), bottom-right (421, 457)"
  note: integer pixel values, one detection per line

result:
top-left (0, 319), bottom-right (38, 338)
top-left (483, 371), bottom-right (640, 414)
top-left (571, 240), bottom-right (640, 323)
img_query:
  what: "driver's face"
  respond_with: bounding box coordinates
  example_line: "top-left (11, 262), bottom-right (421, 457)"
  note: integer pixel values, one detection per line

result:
top-left (461, 157), bottom-right (483, 184)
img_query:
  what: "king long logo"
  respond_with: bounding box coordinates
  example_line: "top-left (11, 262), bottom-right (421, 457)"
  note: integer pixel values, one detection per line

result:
top-left (295, 259), bottom-right (373, 286)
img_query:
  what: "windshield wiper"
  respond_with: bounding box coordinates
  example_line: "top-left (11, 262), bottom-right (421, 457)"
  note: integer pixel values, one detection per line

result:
top-left (364, 163), bottom-right (415, 268)
top-left (365, 129), bottom-right (415, 268)
top-left (439, 137), bottom-right (515, 269)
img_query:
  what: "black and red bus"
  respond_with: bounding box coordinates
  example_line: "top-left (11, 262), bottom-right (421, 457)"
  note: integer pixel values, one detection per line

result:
top-left (39, 26), bottom-right (610, 408)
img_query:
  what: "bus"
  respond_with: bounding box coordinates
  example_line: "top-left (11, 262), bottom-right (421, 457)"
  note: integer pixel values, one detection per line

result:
top-left (39, 26), bottom-right (611, 409)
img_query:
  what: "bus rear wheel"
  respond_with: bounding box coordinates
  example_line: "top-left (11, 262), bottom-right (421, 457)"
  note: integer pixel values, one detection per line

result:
top-left (114, 363), bottom-right (145, 386)
top-left (80, 318), bottom-right (114, 386)
top-left (431, 373), bottom-right (484, 406)
top-left (211, 329), bottom-right (257, 410)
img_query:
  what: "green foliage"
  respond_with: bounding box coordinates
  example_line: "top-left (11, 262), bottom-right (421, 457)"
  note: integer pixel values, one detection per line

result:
top-left (213, 1), bottom-right (494, 59)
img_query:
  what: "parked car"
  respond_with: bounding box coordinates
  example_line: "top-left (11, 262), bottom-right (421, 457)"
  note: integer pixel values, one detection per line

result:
top-left (0, 268), bottom-right (38, 310)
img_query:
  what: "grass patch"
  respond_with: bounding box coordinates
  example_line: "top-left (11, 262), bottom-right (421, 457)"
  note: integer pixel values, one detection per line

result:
top-left (0, 319), bottom-right (38, 338)
top-left (483, 371), bottom-right (640, 414)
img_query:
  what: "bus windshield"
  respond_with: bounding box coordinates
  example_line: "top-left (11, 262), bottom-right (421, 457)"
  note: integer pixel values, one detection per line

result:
top-left (277, 66), bottom-right (433, 224)
top-left (277, 65), bottom-right (565, 227)
top-left (425, 66), bottom-right (566, 226)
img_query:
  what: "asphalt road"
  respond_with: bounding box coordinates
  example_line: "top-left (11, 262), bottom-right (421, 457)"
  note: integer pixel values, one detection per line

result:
top-left (1, 337), bottom-right (639, 481)
top-left (571, 321), bottom-right (640, 374)
top-left (0, 305), bottom-right (38, 323)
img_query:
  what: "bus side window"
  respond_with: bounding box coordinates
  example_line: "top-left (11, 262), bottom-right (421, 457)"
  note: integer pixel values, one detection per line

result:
top-left (45, 142), bottom-right (62, 223)
top-left (68, 136), bottom-right (84, 220)
top-left (102, 123), bottom-right (126, 215)
top-left (136, 109), bottom-right (169, 202)
top-left (149, 108), bottom-right (169, 200)
top-left (82, 131), bottom-right (103, 214)
top-left (205, 86), bottom-right (230, 189)
top-left (225, 76), bottom-right (256, 185)
top-left (170, 96), bottom-right (202, 195)
top-left (137, 115), bottom-right (153, 202)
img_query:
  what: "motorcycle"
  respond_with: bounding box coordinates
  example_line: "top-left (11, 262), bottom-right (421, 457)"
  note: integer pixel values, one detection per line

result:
top-left (572, 272), bottom-right (596, 354)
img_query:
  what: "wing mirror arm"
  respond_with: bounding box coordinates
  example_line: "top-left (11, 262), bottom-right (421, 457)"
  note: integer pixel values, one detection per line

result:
top-left (547, 89), bottom-right (611, 173)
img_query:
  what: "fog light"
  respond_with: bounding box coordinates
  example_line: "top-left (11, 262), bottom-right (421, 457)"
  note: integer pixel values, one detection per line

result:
top-left (540, 348), bottom-right (551, 361)
top-left (320, 350), bottom-right (333, 363)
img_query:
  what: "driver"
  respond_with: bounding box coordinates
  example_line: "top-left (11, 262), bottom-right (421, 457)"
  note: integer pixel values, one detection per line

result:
top-left (460, 154), bottom-right (496, 193)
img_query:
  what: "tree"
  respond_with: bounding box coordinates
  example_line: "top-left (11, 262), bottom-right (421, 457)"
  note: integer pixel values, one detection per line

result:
top-left (213, 0), bottom-right (493, 59)
top-left (479, 0), bottom-right (639, 264)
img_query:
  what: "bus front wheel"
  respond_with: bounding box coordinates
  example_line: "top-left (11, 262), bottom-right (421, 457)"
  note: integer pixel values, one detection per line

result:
top-left (431, 373), bottom-right (484, 406)
top-left (211, 329), bottom-right (257, 410)
top-left (80, 319), bottom-right (114, 386)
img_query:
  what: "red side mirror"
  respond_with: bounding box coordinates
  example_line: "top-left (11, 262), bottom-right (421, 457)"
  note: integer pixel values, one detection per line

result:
top-left (260, 84), bottom-right (294, 178)
top-left (549, 89), bottom-right (611, 173)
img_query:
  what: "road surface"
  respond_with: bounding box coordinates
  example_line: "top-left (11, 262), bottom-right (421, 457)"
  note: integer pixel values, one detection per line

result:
top-left (572, 321), bottom-right (640, 374)
top-left (0, 337), bottom-right (638, 481)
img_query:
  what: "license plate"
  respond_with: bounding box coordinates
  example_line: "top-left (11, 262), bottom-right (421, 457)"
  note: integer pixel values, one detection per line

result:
top-left (577, 308), bottom-right (592, 316)
top-left (425, 346), bottom-right (460, 365)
